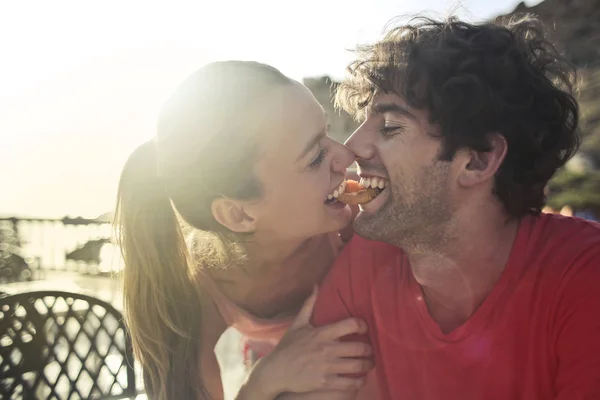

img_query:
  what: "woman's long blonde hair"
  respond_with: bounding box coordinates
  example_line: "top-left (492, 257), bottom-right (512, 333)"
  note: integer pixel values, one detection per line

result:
top-left (114, 61), bottom-right (293, 399)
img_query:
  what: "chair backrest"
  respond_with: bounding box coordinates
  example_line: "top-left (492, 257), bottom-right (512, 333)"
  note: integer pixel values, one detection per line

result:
top-left (0, 290), bottom-right (136, 399)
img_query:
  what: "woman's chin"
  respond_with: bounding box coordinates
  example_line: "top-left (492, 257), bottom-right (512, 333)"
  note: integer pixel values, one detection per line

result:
top-left (324, 201), bottom-right (353, 228)
top-left (324, 198), bottom-right (347, 210)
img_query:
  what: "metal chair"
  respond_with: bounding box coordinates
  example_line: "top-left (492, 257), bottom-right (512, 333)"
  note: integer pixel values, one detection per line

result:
top-left (0, 290), bottom-right (136, 399)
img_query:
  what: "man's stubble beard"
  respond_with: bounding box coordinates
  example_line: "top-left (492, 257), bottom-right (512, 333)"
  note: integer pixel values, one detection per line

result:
top-left (354, 161), bottom-right (454, 253)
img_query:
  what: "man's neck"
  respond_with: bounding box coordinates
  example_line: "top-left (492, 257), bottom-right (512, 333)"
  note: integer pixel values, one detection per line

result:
top-left (405, 206), bottom-right (520, 333)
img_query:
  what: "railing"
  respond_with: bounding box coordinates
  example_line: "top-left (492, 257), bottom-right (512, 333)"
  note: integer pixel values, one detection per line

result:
top-left (0, 217), bottom-right (122, 281)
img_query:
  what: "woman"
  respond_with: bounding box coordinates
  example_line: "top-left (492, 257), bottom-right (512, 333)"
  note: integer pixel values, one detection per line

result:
top-left (115, 61), bottom-right (372, 400)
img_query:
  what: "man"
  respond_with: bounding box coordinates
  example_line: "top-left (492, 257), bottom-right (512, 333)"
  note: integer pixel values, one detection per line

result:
top-left (284, 15), bottom-right (600, 400)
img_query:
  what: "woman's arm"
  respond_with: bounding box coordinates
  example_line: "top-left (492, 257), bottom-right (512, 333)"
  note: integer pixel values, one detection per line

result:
top-left (198, 347), bottom-right (226, 400)
top-left (232, 288), bottom-right (373, 400)
top-left (197, 287), bottom-right (372, 400)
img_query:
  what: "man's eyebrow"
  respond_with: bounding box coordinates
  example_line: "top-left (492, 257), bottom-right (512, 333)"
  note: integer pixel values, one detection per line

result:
top-left (296, 125), bottom-right (329, 162)
top-left (370, 102), bottom-right (416, 120)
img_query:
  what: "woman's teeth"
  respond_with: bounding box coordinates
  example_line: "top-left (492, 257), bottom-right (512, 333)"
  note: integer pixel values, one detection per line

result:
top-left (327, 181), bottom-right (346, 201)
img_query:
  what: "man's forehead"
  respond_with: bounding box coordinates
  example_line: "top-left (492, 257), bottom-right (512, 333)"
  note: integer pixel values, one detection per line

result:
top-left (367, 92), bottom-right (420, 122)
top-left (370, 92), bottom-right (410, 110)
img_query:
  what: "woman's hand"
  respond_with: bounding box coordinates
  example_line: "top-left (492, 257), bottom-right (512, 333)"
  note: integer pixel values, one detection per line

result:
top-left (247, 287), bottom-right (373, 398)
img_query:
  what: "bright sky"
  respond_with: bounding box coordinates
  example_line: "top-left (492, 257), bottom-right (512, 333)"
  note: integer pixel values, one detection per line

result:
top-left (0, 0), bottom-right (542, 218)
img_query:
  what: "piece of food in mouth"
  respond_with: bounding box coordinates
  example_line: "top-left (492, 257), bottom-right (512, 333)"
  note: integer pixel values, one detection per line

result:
top-left (337, 179), bottom-right (381, 205)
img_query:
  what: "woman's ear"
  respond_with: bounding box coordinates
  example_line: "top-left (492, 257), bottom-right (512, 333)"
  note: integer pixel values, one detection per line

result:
top-left (211, 197), bottom-right (258, 233)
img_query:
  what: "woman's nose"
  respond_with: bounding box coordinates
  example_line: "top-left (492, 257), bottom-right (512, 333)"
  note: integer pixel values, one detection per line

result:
top-left (345, 122), bottom-right (375, 161)
top-left (331, 141), bottom-right (355, 173)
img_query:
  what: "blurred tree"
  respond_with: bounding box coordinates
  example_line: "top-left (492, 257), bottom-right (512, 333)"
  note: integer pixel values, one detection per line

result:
top-left (547, 169), bottom-right (600, 216)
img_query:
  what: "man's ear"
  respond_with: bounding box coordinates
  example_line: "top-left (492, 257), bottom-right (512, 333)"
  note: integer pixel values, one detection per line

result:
top-left (457, 133), bottom-right (507, 188)
top-left (211, 197), bottom-right (258, 233)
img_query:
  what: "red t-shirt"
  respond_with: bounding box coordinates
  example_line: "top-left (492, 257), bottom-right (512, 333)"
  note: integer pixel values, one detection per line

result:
top-left (312, 213), bottom-right (600, 400)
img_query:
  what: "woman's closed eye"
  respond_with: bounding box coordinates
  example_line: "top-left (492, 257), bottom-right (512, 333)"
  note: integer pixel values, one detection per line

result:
top-left (308, 145), bottom-right (328, 170)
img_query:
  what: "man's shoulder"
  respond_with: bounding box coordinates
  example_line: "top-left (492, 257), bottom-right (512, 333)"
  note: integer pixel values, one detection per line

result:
top-left (533, 213), bottom-right (600, 259)
top-left (539, 212), bottom-right (600, 235)
top-left (528, 213), bottom-right (600, 284)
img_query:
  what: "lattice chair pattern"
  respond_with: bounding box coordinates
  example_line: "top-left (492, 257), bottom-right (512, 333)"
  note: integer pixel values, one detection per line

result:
top-left (0, 291), bottom-right (136, 399)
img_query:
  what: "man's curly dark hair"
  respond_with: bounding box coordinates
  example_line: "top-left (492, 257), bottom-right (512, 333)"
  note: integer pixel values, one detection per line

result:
top-left (336, 15), bottom-right (581, 218)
